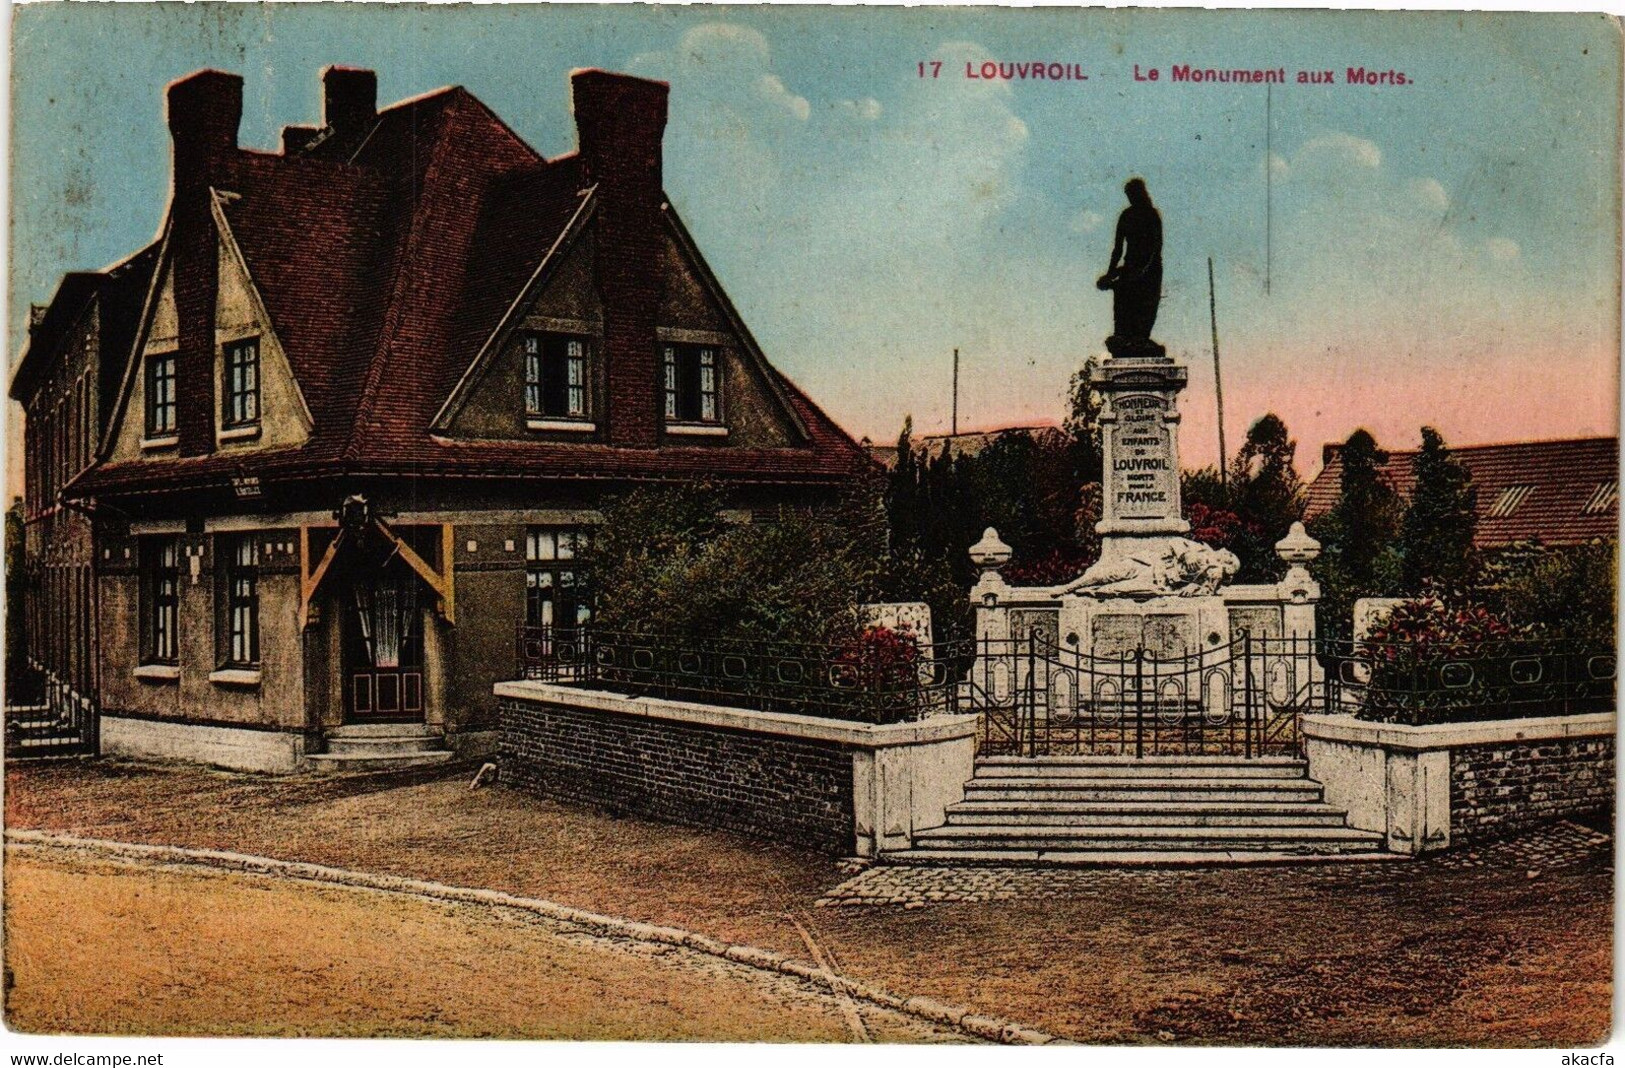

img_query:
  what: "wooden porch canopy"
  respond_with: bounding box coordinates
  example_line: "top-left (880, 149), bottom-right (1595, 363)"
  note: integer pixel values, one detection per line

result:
top-left (298, 520), bottom-right (455, 629)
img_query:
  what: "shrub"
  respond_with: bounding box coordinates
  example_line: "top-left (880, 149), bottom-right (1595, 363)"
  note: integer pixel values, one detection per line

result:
top-left (1354, 598), bottom-right (1540, 725)
top-left (1481, 539), bottom-right (1617, 644)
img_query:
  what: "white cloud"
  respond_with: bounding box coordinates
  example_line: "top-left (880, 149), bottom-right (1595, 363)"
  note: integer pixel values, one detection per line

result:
top-left (837, 97), bottom-right (882, 122)
top-left (759, 74), bottom-right (810, 122)
top-left (1296, 132), bottom-right (1382, 170)
top-left (1408, 177), bottom-right (1449, 211)
top-left (1070, 209), bottom-right (1104, 234)
top-left (1485, 237), bottom-right (1521, 262)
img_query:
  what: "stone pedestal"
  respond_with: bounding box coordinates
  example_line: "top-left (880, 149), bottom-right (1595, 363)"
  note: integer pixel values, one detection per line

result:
top-left (1093, 354), bottom-right (1189, 541)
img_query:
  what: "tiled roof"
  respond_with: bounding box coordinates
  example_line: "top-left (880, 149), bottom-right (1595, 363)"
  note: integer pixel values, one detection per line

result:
top-left (75, 75), bottom-right (869, 498)
top-left (1303, 436), bottom-right (1620, 548)
top-left (866, 425), bottom-right (1067, 469)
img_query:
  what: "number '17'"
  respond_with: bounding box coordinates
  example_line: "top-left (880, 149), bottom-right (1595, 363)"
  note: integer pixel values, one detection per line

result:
top-left (918, 61), bottom-right (942, 78)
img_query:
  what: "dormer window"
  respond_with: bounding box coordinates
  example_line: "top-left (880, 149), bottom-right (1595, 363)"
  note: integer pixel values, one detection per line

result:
top-left (663, 343), bottom-right (719, 424)
top-left (223, 337), bottom-right (261, 429)
top-left (524, 334), bottom-right (588, 421)
top-left (1487, 485), bottom-right (1534, 518)
top-left (145, 352), bottom-right (177, 438)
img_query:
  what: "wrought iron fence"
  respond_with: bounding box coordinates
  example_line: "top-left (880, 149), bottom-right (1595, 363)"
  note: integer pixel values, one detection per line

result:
top-left (516, 624), bottom-right (1616, 749)
top-left (516, 625), bottom-right (974, 724)
top-left (971, 632), bottom-right (1312, 758)
top-left (1319, 636), bottom-right (1616, 726)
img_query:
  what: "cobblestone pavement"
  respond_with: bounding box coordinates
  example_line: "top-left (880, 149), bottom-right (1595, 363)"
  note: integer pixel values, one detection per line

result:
top-left (816, 821), bottom-right (1613, 907)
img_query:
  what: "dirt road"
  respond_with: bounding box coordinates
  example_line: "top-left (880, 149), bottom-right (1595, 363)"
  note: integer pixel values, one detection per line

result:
top-left (5, 759), bottom-right (1612, 1045)
top-left (4, 846), bottom-right (957, 1041)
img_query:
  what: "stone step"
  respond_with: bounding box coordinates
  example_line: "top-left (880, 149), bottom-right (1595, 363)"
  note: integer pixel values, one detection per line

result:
top-left (963, 779), bottom-right (1325, 803)
top-left (305, 750), bottom-right (455, 773)
top-left (910, 824), bottom-right (1384, 853)
top-left (879, 848), bottom-right (1404, 867)
top-left (973, 757), bottom-right (1308, 779)
top-left (326, 723), bottom-right (442, 739)
top-left (943, 807), bottom-right (1349, 829)
top-left (325, 737), bottom-right (448, 757)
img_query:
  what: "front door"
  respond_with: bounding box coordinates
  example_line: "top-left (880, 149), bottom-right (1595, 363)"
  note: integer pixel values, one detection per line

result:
top-left (345, 576), bottom-right (425, 721)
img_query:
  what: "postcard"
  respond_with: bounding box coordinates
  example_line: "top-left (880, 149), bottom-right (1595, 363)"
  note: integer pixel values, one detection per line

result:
top-left (4, 2), bottom-right (1619, 1052)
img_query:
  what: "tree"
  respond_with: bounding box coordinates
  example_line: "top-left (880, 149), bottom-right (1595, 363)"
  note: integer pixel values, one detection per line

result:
top-left (1309, 429), bottom-right (1404, 639)
top-left (1397, 427), bottom-right (1478, 594)
top-left (1063, 356), bottom-right (1105, 487)
top-left (1225, 414), bottom-right (1305, 581)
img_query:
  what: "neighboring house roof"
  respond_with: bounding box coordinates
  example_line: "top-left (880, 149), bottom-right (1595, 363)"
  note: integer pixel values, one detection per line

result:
top-left (10, 245), bottom-right (160, 416)
top-left (865, 424), bottom-right (1066, 469)
top-left (1303, 436), bottom-right (1620, 548)
top-left (72, 72), bottom-right (871, 498)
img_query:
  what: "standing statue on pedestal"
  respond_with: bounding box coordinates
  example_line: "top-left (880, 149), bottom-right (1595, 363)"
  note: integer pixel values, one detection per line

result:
top-left (1095, 178), bottom-right (1164, 358)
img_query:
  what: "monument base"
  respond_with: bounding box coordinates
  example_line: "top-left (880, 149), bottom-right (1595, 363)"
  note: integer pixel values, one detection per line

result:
top-left (1105, 335), bottom-right (1167, 360)
top-left (1057, 592), bottom-right (1231, 663)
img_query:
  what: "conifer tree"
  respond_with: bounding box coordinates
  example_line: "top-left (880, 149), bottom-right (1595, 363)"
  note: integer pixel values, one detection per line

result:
top-left (1398, 427), bottom-right (1478, 594)
top-left (1309, 429), bottom-right (1403, 639)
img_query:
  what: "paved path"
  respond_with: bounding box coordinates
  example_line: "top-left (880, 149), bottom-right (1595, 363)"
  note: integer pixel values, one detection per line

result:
top-left (818, 820), bottom-right (1614, 907)
top-left (5, 844), bottom-right (967, 1041)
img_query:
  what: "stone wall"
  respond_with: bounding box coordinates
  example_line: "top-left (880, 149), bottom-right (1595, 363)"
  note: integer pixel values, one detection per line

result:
top-left (1303, 711), bottom-right (1615, 855)
top-left (1451, 736), bottom-right (1615, 841)
top-left (498, 695), bottom-right (857, 853)
top-left (495, 681), bottom-right (980, 857)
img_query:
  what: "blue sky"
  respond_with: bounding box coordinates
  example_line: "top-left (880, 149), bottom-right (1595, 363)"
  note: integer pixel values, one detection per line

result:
top-left (9, 5), bottom-right (1620, 477)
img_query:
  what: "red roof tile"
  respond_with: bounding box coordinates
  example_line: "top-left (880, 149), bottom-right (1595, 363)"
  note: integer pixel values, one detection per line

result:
top-left (1303, 436), bottom-right (1620, 548)
top-left (76, 74), bottom-right (869, 498)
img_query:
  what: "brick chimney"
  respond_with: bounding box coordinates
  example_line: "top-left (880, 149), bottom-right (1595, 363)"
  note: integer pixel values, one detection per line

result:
top-left (323, 66), bottom-right (377, 135)
top-left (166, 69), bottom-right (242, 457)
top-left (572, 70), bottom-right (669, 448)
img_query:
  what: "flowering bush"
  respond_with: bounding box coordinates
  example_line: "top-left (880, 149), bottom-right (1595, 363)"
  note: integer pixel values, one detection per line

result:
top-left (1002, 548), bottom-right (1096, 587)
top-left (1355, 598), bottom-right (1534, 725)
top-left (832, 624), bottom-right (923, 698)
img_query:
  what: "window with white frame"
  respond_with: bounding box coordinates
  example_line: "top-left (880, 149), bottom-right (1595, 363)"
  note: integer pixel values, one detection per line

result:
top-left (523, 334), bottom-right (588, 420)
top-left (142, 537), bottom-right (180, 664)
top-left (145, 352), bottom-right (177, 437)
top-left (219, 537), bottom-right (259, 666)
top-left (525, 527), bottom-right (592, 630)
top-left (662, 344), bottom-right (719, 424)
top-left (223, 337), bottom-right (261, 429)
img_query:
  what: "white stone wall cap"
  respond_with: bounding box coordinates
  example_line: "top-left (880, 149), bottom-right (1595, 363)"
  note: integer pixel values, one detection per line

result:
top-left (494, 680), bottom-right (981, 748)
top-left (968, 528), bottom-right (1013, 569)
top-left (1301, 711), bottom-right (1616, 751)
top-left (1274, 521), bottom-right (1321, 564)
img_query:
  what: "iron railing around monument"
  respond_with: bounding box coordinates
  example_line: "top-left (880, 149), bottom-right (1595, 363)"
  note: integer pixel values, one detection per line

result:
top-left (516, 625), bottom-right (978, 725)
top-left (972, 631), bottom-right (1313, 759)
top-left (517, 624), bottom-right (1616, 750)
top-left (1316, 636), bottom-right (1616, 727)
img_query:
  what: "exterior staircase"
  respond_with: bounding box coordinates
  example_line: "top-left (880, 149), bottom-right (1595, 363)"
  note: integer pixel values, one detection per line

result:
top-left (306, 723), bottom-right (456, 772)
top-left (884, 755), bottom-right (1391, 865)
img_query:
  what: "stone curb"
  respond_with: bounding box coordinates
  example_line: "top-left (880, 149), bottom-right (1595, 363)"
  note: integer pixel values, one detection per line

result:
top-left (5, 830), bottom-right (1063, 1046)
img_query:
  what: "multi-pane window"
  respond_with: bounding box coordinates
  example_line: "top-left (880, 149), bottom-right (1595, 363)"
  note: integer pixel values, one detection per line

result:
top-left (523, 334), bottom-right (587, 419)
top-left (146, 352), bottom-right (177, 437)
top-left (143, 538), bottom-right (180, 664)
top-left (224, 338), bottom-right (260, 428)
top-left (663, 344), bottom-right (719, 423)
top-left (525, 527), bottom-right (592, 630)
top-left (223, 538), bottom-right (259, 666)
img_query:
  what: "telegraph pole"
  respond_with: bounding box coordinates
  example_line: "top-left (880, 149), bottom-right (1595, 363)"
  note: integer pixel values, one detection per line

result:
top-left (1208, 258), bottom-right (1228, 487)
top-left (951, 347), bottom-right (960, 437)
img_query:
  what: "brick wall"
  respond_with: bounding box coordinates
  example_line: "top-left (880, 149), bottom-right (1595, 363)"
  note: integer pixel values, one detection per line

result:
top-left (498, 696), bottom-right (856, 853)
top-left (1450, 737), bottom-right (1615, 841)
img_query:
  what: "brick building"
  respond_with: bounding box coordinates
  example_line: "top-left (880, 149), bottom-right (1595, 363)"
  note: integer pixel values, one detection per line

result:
top-left (8, 248), bottom-right (158, 752)
top-left (1303, 436), bottom-right (1619, 549)
top-left (27, 65), bottom-right (870, 770)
